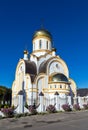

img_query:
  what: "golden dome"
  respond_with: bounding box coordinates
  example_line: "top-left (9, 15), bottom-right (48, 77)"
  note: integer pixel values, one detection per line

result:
top-left (32, 29), bottom-right (52, 41)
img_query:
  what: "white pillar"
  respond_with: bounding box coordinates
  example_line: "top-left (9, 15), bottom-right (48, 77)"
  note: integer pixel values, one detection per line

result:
top-left (59, 94), bottom-right (67, 111)
top-left (73, 97), bottom-right (78, 104)
top-left (18, 94), bottom-right (24, 113)
top-left (38, 92), bottom-right (44, 112)
top-left (67, 96), bottom-right (72, 106)
top-left (78, 96), bottom-right (82, 108)
top-left (54, 92), bottom-right (59, 111)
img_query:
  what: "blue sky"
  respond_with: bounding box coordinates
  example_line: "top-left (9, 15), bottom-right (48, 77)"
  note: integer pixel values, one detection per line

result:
top-left (0, 0), bottom-right (88, 88)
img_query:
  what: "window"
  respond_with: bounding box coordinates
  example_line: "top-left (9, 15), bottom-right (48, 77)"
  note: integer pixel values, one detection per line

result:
top-left (47, 41), bottom-right (48, 49)
top-left (39, 40), bottom-right (42, 49)
top-left (60, 85), bottom-right (62, 88)
top-left (65, 85), bottom-right (66, 88)
top-left (50, 85), bottom-right (52, 88)
top-left (56, 64), bottom-right (59, 69)
top-left (20, 66), bottom-right (22, 71)
top-left (55, 85), bottom-right (56, 88)
top-left (33, 43), bottom-right (35, 50)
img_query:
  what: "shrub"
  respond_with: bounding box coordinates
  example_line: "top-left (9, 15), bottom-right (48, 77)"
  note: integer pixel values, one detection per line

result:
top-left (1, 108), bottom-right (14, 118)
top-left (73, 104), bottom-right (80, 110)
top-left (0, 104), bottom-right (4, 110)
top-left (4, 104), bottom-right (10, 108)
top-left (46, 104), bottom-right (56, 113)
top-left (28, 105), bottom-right (37, 115)
top-left (11, 105), bottom-right (15, 110)
top-left (62, 104), bottom-right (72, 111)
top-left (23, 112), bottom-right (29, 116)
top-left (14, 113), bottom-right (23, 118)
top-left (83, 104), bottom-right (88, 109)
top-left (25, 102), bottom-right (29, 109)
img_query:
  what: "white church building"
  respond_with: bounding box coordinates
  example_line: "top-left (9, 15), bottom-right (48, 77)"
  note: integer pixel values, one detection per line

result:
top-left (12, 28), bottom-right (77, 112)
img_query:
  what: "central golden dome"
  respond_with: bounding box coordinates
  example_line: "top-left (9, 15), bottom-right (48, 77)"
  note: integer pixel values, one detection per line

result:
top-left (32, 29), bottom-right (52, 41)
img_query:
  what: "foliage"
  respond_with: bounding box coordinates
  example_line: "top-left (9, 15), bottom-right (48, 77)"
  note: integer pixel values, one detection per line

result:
top-left (4, 104), bottom-right (10, 108)
top-left (28, 102), bottom-right (40, 115)
top-left (14, 113), bottom-right (24, 118)
top-left (11, 105), bottom-right (15, 110)
top-left (83, 104), bottom-right (88, 109)
top-left (28, 105), bottom-right (37, 115)
top-left (1, 107), bottom-right (14, 118)
top-left (46, 104), bottom-right (56, 113)
top-left (73, 104), bottom-right (80, 110)
top-left (62, 104), bottom-right (72, 111)
top-left (23, 112), bottom-right (29, 116)
top-left (25, 102), bottom-right (29, 109)
top-left (0, 104), bottom-right (4, 110)
top-left (0, 86), bottom-right (12, 106)
top-left (38, 112), bottom-right (47, 115)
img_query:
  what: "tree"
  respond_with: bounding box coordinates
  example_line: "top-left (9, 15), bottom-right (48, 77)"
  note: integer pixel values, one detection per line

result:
top-left (0, 86), bottom-right (12, 106)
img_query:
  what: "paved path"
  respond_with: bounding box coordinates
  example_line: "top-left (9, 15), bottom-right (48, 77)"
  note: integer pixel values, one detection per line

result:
top-left (0, 110), bottom-right (88, 130)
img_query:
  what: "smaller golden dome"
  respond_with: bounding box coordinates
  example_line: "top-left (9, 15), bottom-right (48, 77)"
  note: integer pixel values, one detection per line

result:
top-left (24, 50), bottom-right (29, 55)
top-left (50, 73), bottom-right (68, 82)
top-left (32, 29), bottom-right (52, 41)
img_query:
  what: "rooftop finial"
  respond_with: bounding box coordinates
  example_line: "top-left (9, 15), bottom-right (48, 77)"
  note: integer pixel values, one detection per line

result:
top-left (23, 50), bottom-right (29, 60)
top-left (24, 42), bottom-right (28, 51)
top-left (41, 18), bottom-right (44, 29)
top-left (23, 42), bottom-right (29, 60)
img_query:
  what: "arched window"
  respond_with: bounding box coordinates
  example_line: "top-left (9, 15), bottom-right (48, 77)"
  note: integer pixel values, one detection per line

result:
top-left (47, 41), bottom-right (48, 49)
top-left (39, 40), bottom-right (42, 49)
top-left (55, 85), bottom-right (56, 88)
top-left (60, 85), bottom-right (62, 88)
top-left (65, 84), bottom-right (66, 88)
top-left (33, 42), bottom-right (35, 50)
top-left (50, 85), bottom-right (52, 88)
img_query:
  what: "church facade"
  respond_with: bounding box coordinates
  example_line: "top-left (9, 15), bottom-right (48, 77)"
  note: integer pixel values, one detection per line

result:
top-left (12, 28), bottom-right (77, 107)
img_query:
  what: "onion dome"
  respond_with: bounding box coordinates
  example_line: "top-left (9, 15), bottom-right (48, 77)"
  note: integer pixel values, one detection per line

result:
top-left (52, 73), bottom-right (68, 82)
top-left (32, 29), bottom-right (52, 41)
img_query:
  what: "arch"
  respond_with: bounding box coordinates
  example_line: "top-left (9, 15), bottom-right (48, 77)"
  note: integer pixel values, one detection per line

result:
top-left (15, 59), bottom-right (25, 79)
top-left (69, 78), bottom-right (77, 96)
top-left (34, 73), bottom-right (46, 85)
top-left (47, 57), bottom-right (69, 78)
top-left (46, 56), bottom-right (69, 77)
top-left (25, 74), bottom-right (32, 89)
top-left (39, 56), bottom-right (69, 78)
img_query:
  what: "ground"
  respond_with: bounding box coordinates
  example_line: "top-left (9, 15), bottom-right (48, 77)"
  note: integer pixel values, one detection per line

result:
top-left (0, 110), bottom-right (88, 130)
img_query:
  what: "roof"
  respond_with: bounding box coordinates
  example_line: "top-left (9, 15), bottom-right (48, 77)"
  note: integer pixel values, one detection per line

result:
top-left (39, 91), bottom-right (44, 96)
top-left (39, 57), bottom-right (54, 73)
top-left (54, 91), bottom-right (59, 95)
top-left (32, 29), bottom-right (52, 40)
top-left (18, 90), bottom-right (24, 95)
top-left (52, 73), bottom-right (68, 82)
top-left (39, 60), bottom-right (47, 73)
top-left (24, 60), bottom-right (37, 82)
top-left (77, 88), bottom-right (88, 97)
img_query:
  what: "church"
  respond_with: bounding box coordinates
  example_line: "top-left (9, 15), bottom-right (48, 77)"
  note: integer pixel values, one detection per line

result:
top-left (12, 28), bottom-right (77, 107)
